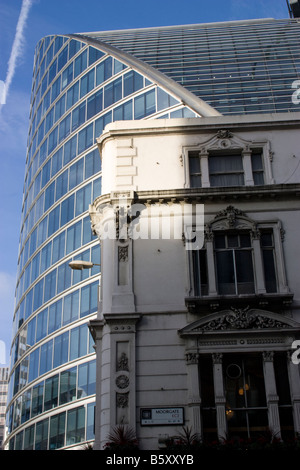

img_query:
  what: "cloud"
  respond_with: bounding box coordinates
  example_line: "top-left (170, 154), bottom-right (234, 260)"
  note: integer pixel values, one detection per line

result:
top-left (1, 0), bottom-right (33, 106)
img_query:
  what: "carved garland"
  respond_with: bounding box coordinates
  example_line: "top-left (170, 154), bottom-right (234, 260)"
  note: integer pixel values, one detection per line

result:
top-left (193, 307), bottom-right (288, 332)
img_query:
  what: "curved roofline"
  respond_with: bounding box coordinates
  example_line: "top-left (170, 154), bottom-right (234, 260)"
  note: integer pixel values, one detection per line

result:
top-left (66, 33), bottom-right (222, 118)
top-left (78, 18), bottom-right (281, 36)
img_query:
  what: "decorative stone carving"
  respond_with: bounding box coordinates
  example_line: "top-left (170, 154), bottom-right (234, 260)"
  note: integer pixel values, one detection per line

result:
top-left (216, 129), bottom-right (233, 139)
top-left (116, 392), bottom-right (129, 408)
top-left (212, 353), bottom-right (223, 364)
top-left (116, 374), bottom-right (130, 389)
top-left (117, 352), bottom-right (129, 371)
top-left (195, 307), bottom-right (289, 331)
top-left (262, 351), bottom-right (275, 361)
top-left (185, 352), bottom-right (199, 364)
top-left (118, 245), bottom-right (128, 262)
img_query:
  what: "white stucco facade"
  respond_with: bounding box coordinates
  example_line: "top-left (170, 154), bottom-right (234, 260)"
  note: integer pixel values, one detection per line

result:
top-left (89, 114), bottom-right (300, 450)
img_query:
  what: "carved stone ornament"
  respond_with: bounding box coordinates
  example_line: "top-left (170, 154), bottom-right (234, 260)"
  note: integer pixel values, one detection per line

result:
top-left (216, 129), bottom-right (233, 139)
top-left (199, 307), bottom-right (289, 331)
top-left (116, 392), bottom-right (129, 408)
top-left (117, 352), bottom-right (129, 371)
top-left (118, 245), bottom-right (128, 262)
top-left (116, 374), bottom-right (130, 389)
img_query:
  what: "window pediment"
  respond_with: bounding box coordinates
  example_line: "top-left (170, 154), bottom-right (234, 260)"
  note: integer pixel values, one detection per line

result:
top-left (206, 205), bottom-right (256, 233)
top-left (179, 307), bottom-right (300, 336)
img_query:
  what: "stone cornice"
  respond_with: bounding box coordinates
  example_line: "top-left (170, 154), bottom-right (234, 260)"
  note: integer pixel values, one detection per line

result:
top-left (91, 183), bottom-right (300, 211)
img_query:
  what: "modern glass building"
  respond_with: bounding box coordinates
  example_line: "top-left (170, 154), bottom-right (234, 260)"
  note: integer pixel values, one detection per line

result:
top-left (5, 18), bottom-right (300, 450)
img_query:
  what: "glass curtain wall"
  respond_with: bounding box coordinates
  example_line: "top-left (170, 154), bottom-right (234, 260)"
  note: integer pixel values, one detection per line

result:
top-left (6, 34), bottom-right (196, 450)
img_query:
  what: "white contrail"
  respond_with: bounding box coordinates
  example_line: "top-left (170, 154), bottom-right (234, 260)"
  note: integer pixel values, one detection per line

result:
top-left (1, 0), bottom-right (33, 105)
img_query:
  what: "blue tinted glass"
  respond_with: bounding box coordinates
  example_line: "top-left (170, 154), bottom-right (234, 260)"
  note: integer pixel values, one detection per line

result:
top-left (78, 123), bottom-right (94, 154)
top-left (52, 231), bottom-right (65, 264)
top-left (29, 348), bottom-right (40, 382)
top-left (36, 308), bottom-right (48, 341)
top-left (51, 148), bottom-right (63, 177)
top-left (25, 288), bottom-right (33, 319)
top-left (27, 316), bottom-right (36, 346)
top-left (44, 181), bottom-right (55, 211)
top-left (69, 39), bottom-right (81, 59)
top-left (72, 101), bottom-right (86, 131)
top-left (75, 183), bottom-right (92, 216)
top-left (66, 81), bottom-right (79, 110)
top-left (33, 278), bottom-right (44, 311)
top-left (40, 340), bottom-right (53, 375)
top-left (48, 126), bottom-right (58, 154)
top-left (60, 194), bottom-right (74, 226)
top-left (89, 47), bottom-right (104, 66)
top-left (48, 59), bottom-right (57, 84)
top-left (58, 46), bottom-right (68, 72)
top-left (48, 300), bottom-right (62, 333)
top-left (53, 332), bottom-right (69, 368)
top-left (44, 269), bottom-right (57, 302)
top-left (96, 57), bottom-right (112, 85)
top-left (48, 206), bottom-right (60, 237)
top-left (87, 89), bottom-right (103, 120)
top-left (40, 242), bottom-right (52, 272)
top-left (63, 134), bottom-right (77, 165)
top-left (80, 69), bottom-right (95, 98)
top-left (62, 63), bottom-right (73, 89)
top-left (74, 49), bottom-right (87, 78)
top-left (55, 169), bottom-right (68, 201)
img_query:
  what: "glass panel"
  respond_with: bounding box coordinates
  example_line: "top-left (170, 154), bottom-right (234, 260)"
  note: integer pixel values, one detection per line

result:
top-left (66, 406), bottom-right (85, 446)
top-left (31, 383), bottom-right (44, 417)
top-left (35, 418), bottom-right (49, 450)
top-left (60, 367), bottom-right (77, 405)
top-left (86, 403), bottom-right (95, 441)
top-left (216, 250), bottom-right (235, 294)
top-left (235, 250), bottom-right (255, 293)
top-left (44, 375), bottom-right (58, 411)
top-left (49, 412), bottom-right (66, 449)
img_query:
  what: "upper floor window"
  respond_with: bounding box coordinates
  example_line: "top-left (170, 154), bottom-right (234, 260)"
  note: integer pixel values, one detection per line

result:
top-left (185, 129), bottom-right (273, 189)
top-left (191, 206), bottom-right (289, 299)
top-left (214, 232), bottom-right (254, 295)
top-left (189, 149), bottom-right (264, 188)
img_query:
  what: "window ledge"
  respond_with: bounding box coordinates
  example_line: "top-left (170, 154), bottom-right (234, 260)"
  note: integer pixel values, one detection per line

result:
top-left (185, 292), bottom-right (294, 315)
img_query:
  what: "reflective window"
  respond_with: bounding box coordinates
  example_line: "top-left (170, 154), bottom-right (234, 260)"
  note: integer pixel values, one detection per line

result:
top-left (96, 57), bottom-right (112, 85)
top-left (134, 89), bottom-right (156, 119)
top-left (124, 70), bottom-right (143, 97)
top-left (74, 49), bottom-right (87, 78)
top-left (60, 367), bottom-right (77, 405)
top-left (49, 411), bottom-right (66, 449)
top-left (44, 375), bottom-right (58, 411)
top-left (53, 332), bottom-right (69, 368)
top-left (66, 406), bottom-right (85, 446)
top-left (35, 418), bottom-right (49, 450)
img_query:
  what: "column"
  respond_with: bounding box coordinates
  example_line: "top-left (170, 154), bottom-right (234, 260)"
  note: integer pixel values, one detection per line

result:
top-left (262, 351), bottom-right (281, 439)
top-left (287, 351), bottom-right (300, 434)
top-left (205, 231), bottom-right (218, 296)
top-left (199, 149), bottom-right (210, 188)
top-left (88, 319), bottom-right (104, 450)
top-left (251, 228), bottom-right (266, 294)
top-left (185, 352), bottom-right (202, 440)
top-left (212, 353), bottom-right (227, 441)
top-left (242, 147), bottom-right (254, 186)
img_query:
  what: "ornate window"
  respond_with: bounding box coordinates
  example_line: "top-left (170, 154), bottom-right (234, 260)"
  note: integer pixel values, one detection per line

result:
top-left (184, 129), bottom-right (274, 188)
top-left (189, 206), bottom-right (291, 308)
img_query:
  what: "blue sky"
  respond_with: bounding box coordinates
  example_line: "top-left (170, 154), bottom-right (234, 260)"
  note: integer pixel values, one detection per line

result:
top-left (0, 0), bottom-right (291, 365)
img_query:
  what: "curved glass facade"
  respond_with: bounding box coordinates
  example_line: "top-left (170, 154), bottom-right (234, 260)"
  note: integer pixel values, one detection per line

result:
top-left (5, 18), bottom-right (300, 450)
top-left (6, 33), bottom-right (197, 451)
